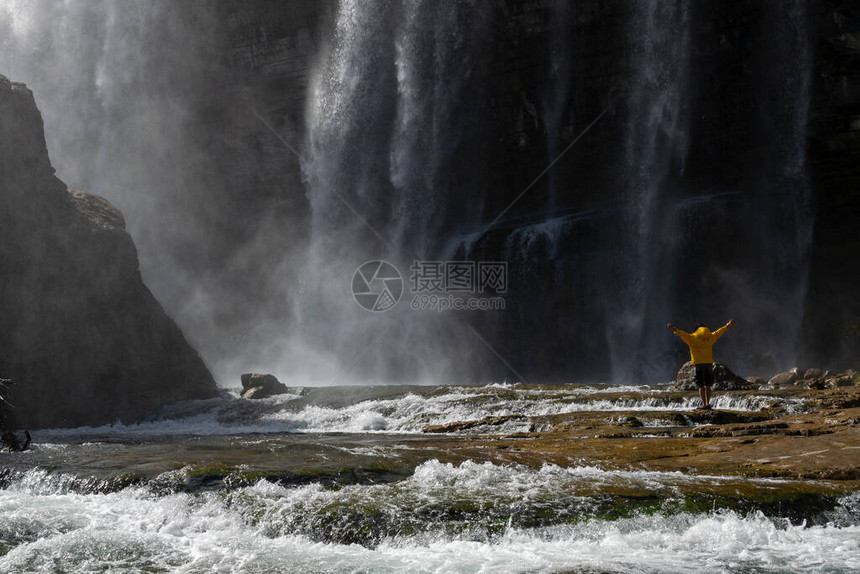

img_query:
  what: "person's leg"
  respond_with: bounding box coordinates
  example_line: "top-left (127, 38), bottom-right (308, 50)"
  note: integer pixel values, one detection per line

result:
top-left (703, 364), bottom-right (715, 407)
top-left (694, 364), bottom-right (708, 407)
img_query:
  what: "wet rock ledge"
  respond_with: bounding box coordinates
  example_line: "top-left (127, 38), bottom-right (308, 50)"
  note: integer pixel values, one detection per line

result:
top-left (418, 379), bottom-right (860, 481)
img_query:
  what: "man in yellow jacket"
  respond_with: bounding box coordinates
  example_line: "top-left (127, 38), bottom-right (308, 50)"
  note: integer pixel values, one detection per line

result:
top-left (667, 320), bottom-right (734, 409)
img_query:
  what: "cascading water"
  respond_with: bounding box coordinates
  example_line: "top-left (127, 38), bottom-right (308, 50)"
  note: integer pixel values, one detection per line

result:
top-left (389, 1), bottom-right (483, 260)
top-left (447, 0), bottom-right (813, 383)
top-left (542, 0), bottom-right (573, 215)
top-left (299, 0), bottom-right (491, 383)
top-left (745, 0), bottom-right (813, 372)
top-left (1, 0), bottom-right (819, 385)
top-left (606, 0), bottom-right (692, 383)
top-left (661, 0), bottom-right (813, 377)
top-left (2, 7), bottom-right (857, 570)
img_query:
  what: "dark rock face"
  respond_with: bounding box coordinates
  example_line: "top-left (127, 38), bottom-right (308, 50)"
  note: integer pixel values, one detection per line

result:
top-left (0, 76), bottom-right (218, 429)
top-left (240, 373), bottom-right (288, 399)
top-left (801, 2), bottom-right (860, 370)
top-left (1, 378), bottom-right (30, 451)
top-left (671, 362), bottom-right (754, 391)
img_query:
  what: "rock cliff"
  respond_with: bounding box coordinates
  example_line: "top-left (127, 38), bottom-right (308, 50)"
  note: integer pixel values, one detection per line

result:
top-left (0, 75), bottom-right (219, 429)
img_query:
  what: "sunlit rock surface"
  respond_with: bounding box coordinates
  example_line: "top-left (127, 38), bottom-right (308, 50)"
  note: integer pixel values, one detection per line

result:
top-left (0, 75), bottom-right (218, 429)
top-left (416, 382), bottom-right (860, 480)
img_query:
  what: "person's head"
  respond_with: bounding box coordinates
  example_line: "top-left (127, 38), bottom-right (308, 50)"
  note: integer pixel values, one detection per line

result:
top-left (694, 323), bottom-right (712, 337)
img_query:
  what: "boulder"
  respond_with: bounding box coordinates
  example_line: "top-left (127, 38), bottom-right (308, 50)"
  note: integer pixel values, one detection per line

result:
top-left (825, 375), bottom-right (854, 388)
top-left (768, 368), bottom-right (802, 387)
top-left (671, 362), bottom-right (754, 391)
top-left (745, 376), bottom-right (767, 387)
top-left (804, 368), bottom-right (823, 380)
top-left (240, 373), bottom-right (288, 399)
top-left (0, 76), bottom-right (218, 428)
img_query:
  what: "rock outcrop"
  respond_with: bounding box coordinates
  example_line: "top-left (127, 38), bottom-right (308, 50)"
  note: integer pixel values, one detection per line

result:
top-left (754, 367), bottom-right (860, 391)
top-left (240, 373), bottom-right (288, 399)
top-left (768, 368), bottom-right (804, 387)
top-left (671, 362), bottom-right (754, 391)
top-left (0, 75), bottom-right (219, 429)
top-left (0, 378), bottom-right (30, 451)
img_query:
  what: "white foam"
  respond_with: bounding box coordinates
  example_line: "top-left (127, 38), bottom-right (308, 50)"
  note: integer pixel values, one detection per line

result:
top-left (30, 384), bottom-right (808, 439)
top-left (1, 464), bottom-right (857, 573)
top-left (376, 516), bottom-right (860, 574)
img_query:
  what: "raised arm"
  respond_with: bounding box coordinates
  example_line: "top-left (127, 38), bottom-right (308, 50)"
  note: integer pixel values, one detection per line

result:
top-left (710, 319), bottom-right (734, 342)
top-left (668, 323), bottom-right (692, 344)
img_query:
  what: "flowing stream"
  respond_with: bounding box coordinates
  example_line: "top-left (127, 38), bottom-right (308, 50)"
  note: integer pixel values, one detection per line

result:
top-left (1, 384), bottom-right (857, 573)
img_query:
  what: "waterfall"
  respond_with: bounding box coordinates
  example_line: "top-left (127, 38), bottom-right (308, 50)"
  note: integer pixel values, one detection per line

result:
top-left (745, 0), bottom-right (812, 372)
top-left (600, 0), bottom-right (812, 380)
top-left (605, 0), bottom-right (692, 383)
top-left (299, 0), bottom-right (490, 383)
top-left (389, 1), bottom-right (482, 259)
top-left (0, 0), bottom-right (219, 322)
top-left (1, 1), bottom-right (819, 385)
top-left (542, 1), bottom-right (573, 214)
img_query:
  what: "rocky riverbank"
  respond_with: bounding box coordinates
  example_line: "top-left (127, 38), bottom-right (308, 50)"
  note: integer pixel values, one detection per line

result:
top-left (416, 379), bottom-right (860, 481)
top-left (7, 375), bottom-right (855, 485)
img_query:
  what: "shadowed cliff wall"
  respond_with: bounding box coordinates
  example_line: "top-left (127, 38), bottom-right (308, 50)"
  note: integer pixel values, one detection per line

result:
top-left (0, 75), bottom-right (218, 429)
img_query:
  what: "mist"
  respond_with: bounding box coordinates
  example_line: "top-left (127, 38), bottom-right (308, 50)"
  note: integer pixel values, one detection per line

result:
top-left (1, 0), bottom-right (314, 386)
top-left (1, 0), bottom-right (834, 387)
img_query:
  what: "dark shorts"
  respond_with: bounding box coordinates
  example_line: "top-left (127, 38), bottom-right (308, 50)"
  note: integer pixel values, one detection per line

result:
top-left (694, 363), bottom-right (715, 388)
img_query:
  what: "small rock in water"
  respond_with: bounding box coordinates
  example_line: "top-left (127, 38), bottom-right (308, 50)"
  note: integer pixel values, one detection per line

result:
top-left (239, 373), bottom-right (288, 399)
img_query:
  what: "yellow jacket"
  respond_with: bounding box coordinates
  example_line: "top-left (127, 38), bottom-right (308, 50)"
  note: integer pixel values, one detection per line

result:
top-left (673, 323), bottom-right (730, 364)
